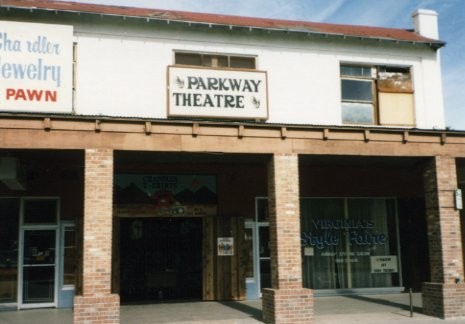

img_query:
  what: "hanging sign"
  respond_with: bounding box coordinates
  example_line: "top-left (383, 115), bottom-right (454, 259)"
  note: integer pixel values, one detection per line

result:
top-left (0, 21), bottom-right (73, 113)
top-left (167, 66), bottom-right (268, 120)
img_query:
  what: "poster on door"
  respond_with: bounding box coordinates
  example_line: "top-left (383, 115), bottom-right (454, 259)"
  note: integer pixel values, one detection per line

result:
top-left (217, 237), bottom-right (234, 256)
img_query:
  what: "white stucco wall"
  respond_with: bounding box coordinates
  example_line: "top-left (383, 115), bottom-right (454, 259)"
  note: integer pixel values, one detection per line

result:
top-left (6, 15), bottom-right (444, 129)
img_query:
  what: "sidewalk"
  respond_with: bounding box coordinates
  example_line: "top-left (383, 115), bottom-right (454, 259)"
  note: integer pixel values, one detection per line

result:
top-left (0, 293), bottom-right (464, 323)
top-left (314, 294), bottom-right (465, 324)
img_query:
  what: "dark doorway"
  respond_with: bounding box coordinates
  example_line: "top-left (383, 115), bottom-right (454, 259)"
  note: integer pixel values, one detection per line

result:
top-left (120, 217), bottom-right (202, 303)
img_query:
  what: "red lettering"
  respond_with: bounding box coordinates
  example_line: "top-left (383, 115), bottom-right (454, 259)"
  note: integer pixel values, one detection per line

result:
top-left (15, 89), bottom-right (26, 101)
top-left (5, 88), bottom-right (57, 102)
top-left (45, 90), bottom-right (57, 102)
top-left (5, 88), bottom-right (15, 100)
top-left (27, 89), bottom-right (43, 101)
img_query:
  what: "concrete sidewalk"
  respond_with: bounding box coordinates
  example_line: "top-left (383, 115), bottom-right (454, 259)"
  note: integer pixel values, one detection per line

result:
top-left (314, 294), bottom-right (465, 324)
top-left (1, 293), bottom-right (465, 323)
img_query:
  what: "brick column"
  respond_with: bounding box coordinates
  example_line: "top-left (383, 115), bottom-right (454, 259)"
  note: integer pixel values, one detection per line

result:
top-left (74, 149), bottom-right (120, 323)
top-left (422, 155), bottom-right (465, 319)
top-left (262, 154), bottom-right (313, 324)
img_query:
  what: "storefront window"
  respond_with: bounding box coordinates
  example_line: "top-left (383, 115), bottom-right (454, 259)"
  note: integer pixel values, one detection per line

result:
top-left (0, 199), bottom-right (19, 303)
top-left (62, 226), bottom-right (76, 286)
top-left (259, 226), bottom-right (271, 289)
top-left (301, 198), bottom-right (400, 290)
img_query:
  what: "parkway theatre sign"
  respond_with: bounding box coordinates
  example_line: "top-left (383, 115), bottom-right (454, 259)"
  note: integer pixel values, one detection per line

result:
top-left (167, 66), bottom-right (268, 120)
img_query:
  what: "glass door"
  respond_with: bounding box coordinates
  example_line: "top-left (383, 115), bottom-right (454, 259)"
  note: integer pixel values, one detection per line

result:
top-left (21, 229), bottom-right (57, 307)
top-left (19, 198), bottom-right (59, 309)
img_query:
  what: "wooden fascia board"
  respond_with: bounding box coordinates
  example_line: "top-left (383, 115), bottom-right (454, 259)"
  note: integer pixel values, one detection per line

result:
top-left (1, 117), bottom-right (465, 156)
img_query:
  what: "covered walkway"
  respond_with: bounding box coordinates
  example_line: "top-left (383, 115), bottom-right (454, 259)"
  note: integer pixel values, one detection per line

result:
top-left (1, 293), bottom-right (465, 323)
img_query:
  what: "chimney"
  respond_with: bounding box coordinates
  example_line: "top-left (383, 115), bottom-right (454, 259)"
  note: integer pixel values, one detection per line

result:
top-left (412, 9), bottom-right (439, 39)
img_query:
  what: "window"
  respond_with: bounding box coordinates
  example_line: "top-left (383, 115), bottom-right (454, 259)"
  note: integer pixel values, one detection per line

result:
top-left (62, 225), bottom-right (76, 286)
top-left (175, 52), bottom-right (256, 69)
top-left (301, 198), bottom-right (401, 291)
top-left (0, 199), bottom-right (19, 304)
top-left (341, 64), bottom-right (414, 126)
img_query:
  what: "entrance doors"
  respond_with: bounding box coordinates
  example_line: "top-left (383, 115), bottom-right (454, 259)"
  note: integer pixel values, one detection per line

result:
top-left (19, 198), bottom-right (59, 309)
top-left (120, 217), bottom-right (203, 303)
top-left (20, 229), bottom-right (57, 307)
top-left (0, 197), bottom-right (72, 309)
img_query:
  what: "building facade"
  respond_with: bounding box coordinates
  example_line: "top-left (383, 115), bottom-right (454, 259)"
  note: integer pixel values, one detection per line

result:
top-left (0, 1), bottom-right (464, 323)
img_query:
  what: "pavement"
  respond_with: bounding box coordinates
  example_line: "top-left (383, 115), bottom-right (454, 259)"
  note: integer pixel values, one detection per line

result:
top-left (1, 293), bottom-right (465, 323)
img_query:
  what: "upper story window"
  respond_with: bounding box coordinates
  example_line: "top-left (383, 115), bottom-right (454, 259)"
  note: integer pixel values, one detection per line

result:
top-left (175, 52), bottom-right (256, 69)
top-left (341, 64), bottom-right (414, 126)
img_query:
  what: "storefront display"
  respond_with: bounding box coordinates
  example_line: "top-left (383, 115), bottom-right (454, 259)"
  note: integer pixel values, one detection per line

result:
top-left (301, 198), bottom-right (401, 292)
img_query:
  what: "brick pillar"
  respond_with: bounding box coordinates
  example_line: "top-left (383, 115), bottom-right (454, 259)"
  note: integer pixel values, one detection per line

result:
top-left (262, 154), bottom-right (313, 324)
top-left (422, 155), bottom-right (465, 319)
top-left (74, 149), bottom-right (120, 323)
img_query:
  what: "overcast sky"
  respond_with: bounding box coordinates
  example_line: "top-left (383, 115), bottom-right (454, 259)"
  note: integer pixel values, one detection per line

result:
top-left (59, 0), bottom-right (465, 130)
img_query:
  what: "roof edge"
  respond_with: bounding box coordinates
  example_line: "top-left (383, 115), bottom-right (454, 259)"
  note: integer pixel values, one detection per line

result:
top-left (0, 0), bottom-right (446, 49)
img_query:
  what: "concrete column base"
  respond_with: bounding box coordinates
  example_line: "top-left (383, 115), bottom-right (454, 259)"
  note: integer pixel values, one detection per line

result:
top-left (262, 288), bottom-right (313, 324)
top-left (423, 282), bottom-right (465, 319)
top-left (73, 294), bottom-right (120, 324)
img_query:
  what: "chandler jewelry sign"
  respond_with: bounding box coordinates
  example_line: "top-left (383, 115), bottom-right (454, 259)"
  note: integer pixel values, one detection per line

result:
top-left (167, 66), bottom-right (268, 120)
top-left (0, 21), bottom-right (73, 113)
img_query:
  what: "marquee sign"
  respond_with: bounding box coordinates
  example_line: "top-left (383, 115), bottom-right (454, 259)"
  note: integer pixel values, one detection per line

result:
top-left (167, 66), bottom-right (268, 120)
top-left (0, 21), bottom-right (73, 113)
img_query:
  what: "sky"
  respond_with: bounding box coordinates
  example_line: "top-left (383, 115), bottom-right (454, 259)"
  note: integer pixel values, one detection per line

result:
top-left (58, 0), bottom-right (465, 130)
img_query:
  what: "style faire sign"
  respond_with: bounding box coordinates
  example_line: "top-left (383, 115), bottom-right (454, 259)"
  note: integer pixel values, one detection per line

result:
top-left (167, 66), bottom-right (268, 120)
top-left (0, 21), bottom-right (73, 113)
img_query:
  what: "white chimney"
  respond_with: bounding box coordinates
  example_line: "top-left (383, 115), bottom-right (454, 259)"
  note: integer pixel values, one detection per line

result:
top-left (412, 9), bottom-right (439, 39)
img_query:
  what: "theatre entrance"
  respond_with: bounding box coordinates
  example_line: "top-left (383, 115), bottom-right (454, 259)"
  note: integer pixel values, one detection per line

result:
top-left (119, 217), bottom-right (203, 303)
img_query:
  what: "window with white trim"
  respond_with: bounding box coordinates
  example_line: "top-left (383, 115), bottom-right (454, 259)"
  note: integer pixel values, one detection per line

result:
top-left (175, 52), bottom-right (256, 69)
top-left (341, 64), bottom-right (414, 126)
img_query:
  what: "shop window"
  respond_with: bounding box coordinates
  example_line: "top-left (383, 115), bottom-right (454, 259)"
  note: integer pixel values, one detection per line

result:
top-left (0, 199), bottom-right (19, 304)
top-left (62, 226), bottom-right (76, 286)
top-left (301, 198), bottom-right (401, 291)
top-left (175, 52), bottom-right (256, 69)
top-left (341, 64), bottom-right (414, 126)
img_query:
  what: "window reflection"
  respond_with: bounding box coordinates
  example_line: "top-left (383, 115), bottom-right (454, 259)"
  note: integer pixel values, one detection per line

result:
top-left (301, 198), bottom-right (400, 290)
top-left (0, 199), bottom-right (19, 303)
